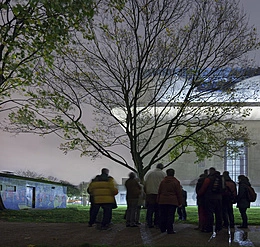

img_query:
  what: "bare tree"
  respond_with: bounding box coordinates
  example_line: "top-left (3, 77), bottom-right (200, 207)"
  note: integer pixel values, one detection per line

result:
top-left (6, 0), bottom-right (259, 180)
top-left (15, 169), bottom-right (61, 182)
top-left (16, 169), bottom-right (43, 179)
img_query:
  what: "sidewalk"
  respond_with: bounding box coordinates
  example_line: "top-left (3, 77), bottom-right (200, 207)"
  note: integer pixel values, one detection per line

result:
top-left (0, 220), bottom-right (260, 246)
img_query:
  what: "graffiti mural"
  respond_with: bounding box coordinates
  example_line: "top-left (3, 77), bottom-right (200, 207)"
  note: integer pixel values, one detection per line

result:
top-left (0, 174), bottom-right (67, 210)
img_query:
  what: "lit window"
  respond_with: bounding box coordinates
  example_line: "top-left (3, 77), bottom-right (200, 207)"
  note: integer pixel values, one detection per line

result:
top-left (225, 139), bottom-right (247, 182)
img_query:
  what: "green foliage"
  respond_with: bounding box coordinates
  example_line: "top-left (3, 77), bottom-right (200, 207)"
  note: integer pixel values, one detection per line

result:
top-left (64, 183), bottom-right (81, 197)
top-left (9, 107), bottom-right (36, 125)
top-left (109, 0), bottom-right (126, 11)
top-left (168, 116), bottom-right (253, 164)
top-left (0, 0), bottom-right (95, 97)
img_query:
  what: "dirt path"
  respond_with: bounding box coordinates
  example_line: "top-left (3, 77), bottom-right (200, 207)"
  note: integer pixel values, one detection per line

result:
top-left (0, 221), bottom-right (259, 247)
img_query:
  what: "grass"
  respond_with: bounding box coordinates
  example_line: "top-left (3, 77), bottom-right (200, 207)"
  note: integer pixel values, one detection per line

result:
top-left (1, 205), bottom-right (259, 247)
top-left (0, 205), bottom-right (260, 226)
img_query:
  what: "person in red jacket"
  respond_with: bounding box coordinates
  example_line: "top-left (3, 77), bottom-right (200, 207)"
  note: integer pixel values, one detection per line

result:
top-left (198, 167), bottom-right (223, 233)
top-left (157, 168), bottom-right (182, 234)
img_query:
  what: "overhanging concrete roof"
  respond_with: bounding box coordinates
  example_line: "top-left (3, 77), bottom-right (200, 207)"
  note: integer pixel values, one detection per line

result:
top-left (112, 75), bottom-right (260, 123)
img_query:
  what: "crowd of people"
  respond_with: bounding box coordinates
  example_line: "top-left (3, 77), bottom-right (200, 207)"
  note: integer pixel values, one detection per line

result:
top-left (87, 165), bottom-right (253, 233)
top-left (196, 167), bottom-right (252, 232)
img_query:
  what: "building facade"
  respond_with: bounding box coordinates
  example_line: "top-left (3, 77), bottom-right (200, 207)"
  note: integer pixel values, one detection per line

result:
top-left (146, 76), bottom-right (260, 206)
top-left (115, 75), bottom-right (260, 206)
top-left (0, 172), bottom-right (67, 210)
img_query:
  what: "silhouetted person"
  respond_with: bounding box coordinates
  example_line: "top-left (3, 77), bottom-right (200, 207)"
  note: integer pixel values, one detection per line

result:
top-left (198, 167), bottom-right (223, 233)
top-left (157, 168), bottom-right (182, 234)
top-left (195, 169), bottom-right (208, 231)
top-left (222, 171), bottom-right (237, 228)
top-left (135, 177), bottom-right (145, 225)
top-left (125, 172), bottom-right (141, 227)
top-left (88, 168), bottom-right (118, 230)
top-left (177, 186), bottom-right (187, 220)
top-left (144, 163), bottom-right (166, 228)
top-left (237, 175), bottom-right (251, 228)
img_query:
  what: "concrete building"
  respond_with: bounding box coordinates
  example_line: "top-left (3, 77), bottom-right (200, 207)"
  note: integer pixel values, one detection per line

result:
top-left (115, 75), bottom-right (260, 206)
top-left (0, 172), bottom-right (67, 210)
top-left (167, 76), bottom-right (260, 206)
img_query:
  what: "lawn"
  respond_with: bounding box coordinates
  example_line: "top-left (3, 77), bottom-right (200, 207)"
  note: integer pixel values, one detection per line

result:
top-left (0, 205), bottom-right (260, 226)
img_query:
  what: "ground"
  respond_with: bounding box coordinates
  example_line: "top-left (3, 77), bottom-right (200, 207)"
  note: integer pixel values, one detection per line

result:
top-left (1, 221), bottom-right (260, 247)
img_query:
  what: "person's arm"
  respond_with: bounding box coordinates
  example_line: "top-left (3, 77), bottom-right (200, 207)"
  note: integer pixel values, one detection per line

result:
top-left (233, 181), bottom-right (238, 197)
top-left (156, 183), bottom-right (162, 203)
top-left (198, 178), bottom-right (210, 196)
top-left (109, 178), bottom-right (119, 195)
top-left (176, 181), bottom-right (183, 207)
top-left (184, 190), bottom-right (187, 206)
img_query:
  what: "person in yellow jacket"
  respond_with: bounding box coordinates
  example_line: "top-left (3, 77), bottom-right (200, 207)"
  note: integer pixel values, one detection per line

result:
top-left (88, 168), bottom-right (118, 230)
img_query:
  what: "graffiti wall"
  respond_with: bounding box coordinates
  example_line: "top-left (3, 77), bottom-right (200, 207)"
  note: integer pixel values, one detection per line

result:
top-left (0, 175), bottom-right (67, 210)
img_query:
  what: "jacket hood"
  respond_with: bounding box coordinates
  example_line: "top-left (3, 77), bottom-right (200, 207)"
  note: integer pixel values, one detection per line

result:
top-left (164, 176), bottom-right (175, 183)
top-left (239, 180), bottom-right (251, 186)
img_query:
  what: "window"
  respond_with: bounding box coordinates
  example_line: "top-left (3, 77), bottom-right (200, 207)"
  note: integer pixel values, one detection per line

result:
top-left (6, 185), bottom-right (16, 192)
top-left (225, 140), bottom-right (247, 182)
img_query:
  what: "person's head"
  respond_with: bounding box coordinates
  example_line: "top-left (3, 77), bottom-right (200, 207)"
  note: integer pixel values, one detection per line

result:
top-left (204, 169), bottom-right (208, 175)
top-left (128, 172), bottom-right (136, 179)
top-left (238, 174), bottom-right (248, 182)
top-left (208, 167), bottom-right (216, 175)
top-left (223, 171), bottom-right (231, 180)
top-left (156, 163), bottom-right (164, 170)
top-left (223, 171), bottom-right (229, 176)
top-left (166, 168), bottom-right (175, 176)
top-left (101, 168), bottom-right (109, 175)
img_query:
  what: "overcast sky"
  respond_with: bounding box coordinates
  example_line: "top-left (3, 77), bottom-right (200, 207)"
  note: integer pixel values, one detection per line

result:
top-left (0, 0), bottom-right (260, 185)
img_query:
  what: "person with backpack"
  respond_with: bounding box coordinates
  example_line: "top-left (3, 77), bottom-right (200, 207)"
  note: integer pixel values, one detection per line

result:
top-left (236, 175), bottom-right (251, 228)
top-left (222, 171), bottom-right (237, 228)
top-left (198, 167), bottom-right (223, 233)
